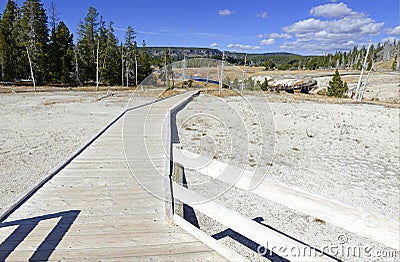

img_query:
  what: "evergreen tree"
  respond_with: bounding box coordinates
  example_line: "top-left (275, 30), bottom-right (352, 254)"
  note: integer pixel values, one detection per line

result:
top-left (327, 69), bottom-right (348, 98)
top-left (367, 58), bottom-right (373, 71)
top-left (19, 0), bottom-right (49, 84)
top-left (0, 0), bottom-right (19, 81)
top-left (50, 21), bottom-right (74, 83)
top-left (100, 21), bottom-right (120, 85)
top-left (392, 54), bottom-right (398, 71)
top-left (76, 6), bottom-right (99, 83)
top-left (124, 25), bottom-right (135, 86)
top-left (138, 40), bottom-right (152, 83)
top-left (260, 78), bottom-right (268, 91)
top-left (47, 2), bottom-right (74, 84)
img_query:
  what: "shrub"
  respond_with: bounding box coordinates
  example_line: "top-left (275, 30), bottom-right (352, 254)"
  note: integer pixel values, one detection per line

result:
top-left (327, 69), bottom-right (348, 98)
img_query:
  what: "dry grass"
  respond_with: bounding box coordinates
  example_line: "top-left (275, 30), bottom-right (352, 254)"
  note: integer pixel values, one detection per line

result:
top-left (42, 98), bottom-right (86, 106)
top-left (0, 85), bottom-right (136, 94)
top-left (375, 59), bottom-right (396, 71)
top-left (313, 218), bottom-right (326, 224)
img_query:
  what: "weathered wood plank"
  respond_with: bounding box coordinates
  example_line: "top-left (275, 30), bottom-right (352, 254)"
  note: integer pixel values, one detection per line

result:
top-left (1, 91), bottom-right (224, 261)
top-left (174, 148), bottom-right (400, 250)
top-left (173, 183), bottom-right (334, 262)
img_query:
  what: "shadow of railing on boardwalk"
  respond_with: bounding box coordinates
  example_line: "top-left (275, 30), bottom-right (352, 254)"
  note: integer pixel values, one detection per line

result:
top-left (0, 210), bottom-right (80, 261)
top-left (211, 216), bottom-right (342, 262)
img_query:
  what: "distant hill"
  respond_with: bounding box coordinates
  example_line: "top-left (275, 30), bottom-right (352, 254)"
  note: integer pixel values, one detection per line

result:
top-left (146, 47), bottom-right (221, 60)
top-left (145, 47), bottom-right (301, 65)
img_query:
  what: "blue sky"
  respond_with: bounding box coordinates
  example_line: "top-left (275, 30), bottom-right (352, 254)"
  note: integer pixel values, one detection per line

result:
top-left (3, 0), bottom-right (400, 55)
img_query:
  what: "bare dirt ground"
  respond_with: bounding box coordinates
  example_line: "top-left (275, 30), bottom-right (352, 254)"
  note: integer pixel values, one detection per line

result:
top-left (176, 93), bottom-right (399, 261)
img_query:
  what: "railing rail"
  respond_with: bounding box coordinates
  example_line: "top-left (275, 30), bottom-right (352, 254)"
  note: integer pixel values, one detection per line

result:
top-left (173, 148), bottom-right (400, 250)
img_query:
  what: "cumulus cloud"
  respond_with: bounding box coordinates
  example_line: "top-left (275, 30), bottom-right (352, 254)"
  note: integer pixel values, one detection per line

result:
top-left (310, 2), bottom-right (358, 18)
top-left (210, 43), bottom-right (218, 47)
top-left (219, 9), bottom-right (235, 16)
top-left (387, 25), bottom-right (400, 36)
top-left (257, 33), bottom-right (291, 39)
top-left (228, 43), bottom-right (261, 50)
top-left (260, 39), bottom-right (275, 46)
top-left (381, 37), bottom-right (398, 44)
top-left (256, 11), bottom-right (268, 19)
top-left (280, 40), bottom-right (356, 55)
top-left (280, 3), bottom-right (384, 54)
top-left (284, 18), bottom-right (327, 34)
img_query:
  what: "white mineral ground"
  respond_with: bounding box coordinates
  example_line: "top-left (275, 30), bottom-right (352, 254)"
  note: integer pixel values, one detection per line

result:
top-left (0, 71), bottom-right (398, 261)
top-left (176, 93), bottom-right (399, 261)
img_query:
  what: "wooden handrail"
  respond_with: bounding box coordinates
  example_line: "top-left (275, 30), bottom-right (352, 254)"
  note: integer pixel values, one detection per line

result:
top-left (173, 148), bottom-right (400, 250)
top-left (172, 182), bottom-right (335, 261)
top-left (164, 91), bottom-right (200, 221)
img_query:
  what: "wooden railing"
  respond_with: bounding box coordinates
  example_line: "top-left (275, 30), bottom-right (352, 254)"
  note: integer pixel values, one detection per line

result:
top-left (164, 92), bottom-right (399, 261)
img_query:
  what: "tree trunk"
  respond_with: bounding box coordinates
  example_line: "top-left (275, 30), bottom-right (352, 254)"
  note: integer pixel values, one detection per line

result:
top-left (121, 45), bottom-right (124, 86)
top-left (96, 39), bottom-right (99, 91)
top-left (74, 48), bottom-right (82, 86)
top-left (135, 54), bottom-right (138, 86)
top-left (26, 46), bottom-right (36, 91)
top-left (354, 42), bottom-right (371, 102)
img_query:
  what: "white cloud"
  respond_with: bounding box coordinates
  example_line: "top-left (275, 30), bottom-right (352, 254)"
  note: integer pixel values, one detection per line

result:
top-left (219, 9), bottom-right (235, 16)
top-left (280, 3), bottom-right (384, 54)
top-left (210, 43), bottom-right (218, 47)
top-left (228, 43), bottom-right (261, 51)
top-left (260, 39), bottom-right (275, 46)
top-left (387, 25), bottom-right (400, 36)
top-left (192, 32), bottom-right (231, 39)
top-left (256, 11), bottom-right (268, 19)
top-left (310, 2), bottom-right (358, 18)
top-left (280, 40), bottom-right (357, 55)
top-left (381, 37), bottom-right (398, 44)
top-left (284, 18), bottom-right (327, 34)
top-left (257, 33), bottom-right (291, 39)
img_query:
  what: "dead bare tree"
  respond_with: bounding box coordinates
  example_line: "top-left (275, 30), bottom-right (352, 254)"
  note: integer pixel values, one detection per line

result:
top-left (121, 44), bottom-right (124, 86)
top-left (74, 47), bottom-right (82, 86)
top-left (354, 40), bottom-right (372, 102)
top-left (96, 39), bottom-right (99, 91)
top-left (25, 45), bottom-right (35, 90)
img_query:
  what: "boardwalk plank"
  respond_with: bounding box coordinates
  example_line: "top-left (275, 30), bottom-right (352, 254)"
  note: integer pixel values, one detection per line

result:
top-left (0, 92), bottom-right (225, 261)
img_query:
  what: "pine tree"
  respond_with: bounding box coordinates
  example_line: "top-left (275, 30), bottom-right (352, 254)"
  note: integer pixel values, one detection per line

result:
top-left (124, 25), bottom-right (135, 86)
top-left (392, 54), bottom-right (398, 71)
top-left (138, 40), bottom-right (152, 83)
top-left (19, 0), bottom-right (49, 84)
top-left (52, 22), bottom-right (74, 83)
top-left (327, 69), bottom-right (348, 98)
top-left (76, 6), bottom-right (99, 83)
top-left (0, 0), bottom-right (19, 81)
top-left (367, 58), bottom-right (373, 71)
top-left (47, 2), bottom-right (74, 84)
top-left (100, 21), bottom-right (120, 85)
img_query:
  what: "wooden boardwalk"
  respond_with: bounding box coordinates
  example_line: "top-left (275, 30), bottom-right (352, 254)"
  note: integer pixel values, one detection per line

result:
top-left (0, 92), bottom-right (226, 261)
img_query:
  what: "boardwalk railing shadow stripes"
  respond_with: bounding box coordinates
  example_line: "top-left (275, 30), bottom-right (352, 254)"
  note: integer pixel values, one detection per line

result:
top-left (0, 210), bottom-right (80, 261)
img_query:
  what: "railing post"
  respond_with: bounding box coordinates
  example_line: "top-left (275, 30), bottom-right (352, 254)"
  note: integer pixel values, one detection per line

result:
top-left (164, 110), bottom-right (174, 222)
top-left (172, 161), bottom-right (184, 217)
